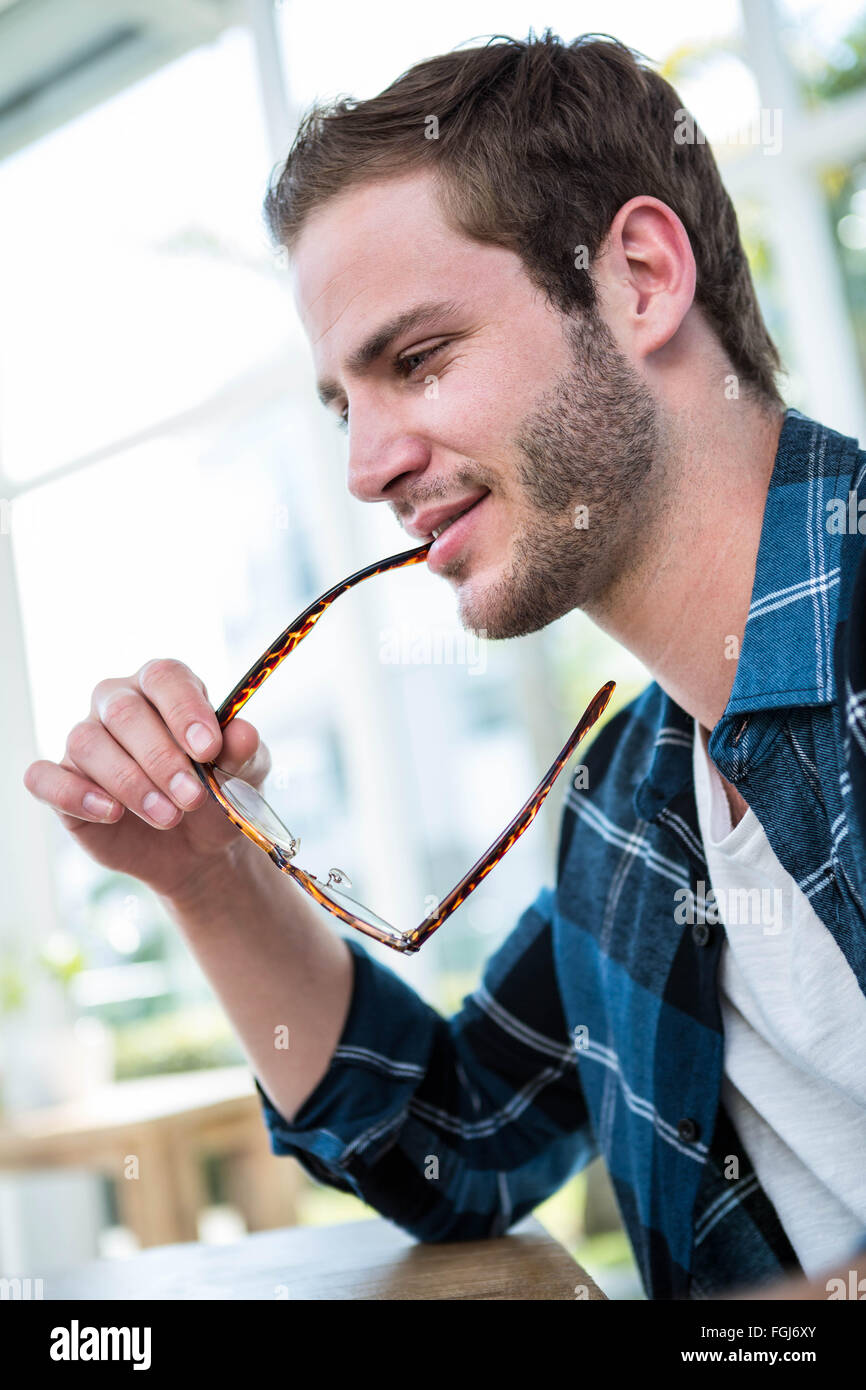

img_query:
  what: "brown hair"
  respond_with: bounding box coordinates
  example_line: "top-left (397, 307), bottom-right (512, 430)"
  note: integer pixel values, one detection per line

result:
top-left (264, 30), bottom-right (784, 405)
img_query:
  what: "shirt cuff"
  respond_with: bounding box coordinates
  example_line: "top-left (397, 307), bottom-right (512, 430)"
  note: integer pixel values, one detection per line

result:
top-left (253, 936), bottom-right (439, 1196)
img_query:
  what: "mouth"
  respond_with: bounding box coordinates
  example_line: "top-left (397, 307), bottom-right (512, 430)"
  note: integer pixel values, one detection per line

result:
top-left (430, 500), bottom-right (477, 540)
top-left (426, 492), bottom-right (489, 573)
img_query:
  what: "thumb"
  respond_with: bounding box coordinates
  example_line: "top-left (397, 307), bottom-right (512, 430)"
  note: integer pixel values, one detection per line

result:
top-left (214, 720), bottom-right (271, 786)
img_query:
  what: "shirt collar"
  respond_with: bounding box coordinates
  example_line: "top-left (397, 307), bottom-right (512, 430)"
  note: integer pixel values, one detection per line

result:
top-left (634, 408), bottom-right (860, 822)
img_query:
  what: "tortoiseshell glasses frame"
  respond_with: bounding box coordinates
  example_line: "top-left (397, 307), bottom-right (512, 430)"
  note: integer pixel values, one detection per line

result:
top-left (191, 540), bottom-right (615, 953)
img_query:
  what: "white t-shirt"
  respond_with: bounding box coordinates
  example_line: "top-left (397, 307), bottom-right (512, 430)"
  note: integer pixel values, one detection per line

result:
top-left (692, 716), bottom-right (866, 1277)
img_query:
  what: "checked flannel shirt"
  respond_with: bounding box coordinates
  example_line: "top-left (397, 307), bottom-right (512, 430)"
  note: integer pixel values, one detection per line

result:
top-left (254, 407), bottom-right (866, 1299)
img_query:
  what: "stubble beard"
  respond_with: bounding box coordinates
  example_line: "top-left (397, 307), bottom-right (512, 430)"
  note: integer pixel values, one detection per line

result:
top-left (453, 308), bottom-right (667, 640)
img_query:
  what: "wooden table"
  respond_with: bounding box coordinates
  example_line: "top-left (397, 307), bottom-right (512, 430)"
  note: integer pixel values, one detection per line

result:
top-left (0, 1066), bottom-right (300, 1247)
top-left (44, 1215), bottom-right (606, 1300)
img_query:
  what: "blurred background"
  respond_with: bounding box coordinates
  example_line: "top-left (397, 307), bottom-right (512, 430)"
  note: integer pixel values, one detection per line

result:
top-left (1, 0), bottom-right (866, 1300)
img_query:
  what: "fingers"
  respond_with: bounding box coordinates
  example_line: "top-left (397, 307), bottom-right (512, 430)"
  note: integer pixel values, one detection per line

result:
top-left (218, 720), bottom-right (271, 785)
top-left (64, 716), bottom-right (191, 828)
top-left (133, 658), bottom-right (222, 762)
top-left (23, 658), bottom-right (271, 835)
top-left (56, 658), bottom-right (218, 830)
top-left (23, 759), bottom-right (125, 825)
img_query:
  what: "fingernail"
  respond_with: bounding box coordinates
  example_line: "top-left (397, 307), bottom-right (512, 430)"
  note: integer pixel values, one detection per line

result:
top-left (142, 790), bottom-right (178, 825)
top-left (170, 771), bottom-right (202, 807)
top-left (83, 792), bottom-right (117, 820)
top-left (186, 722), bottom-right (215, 756)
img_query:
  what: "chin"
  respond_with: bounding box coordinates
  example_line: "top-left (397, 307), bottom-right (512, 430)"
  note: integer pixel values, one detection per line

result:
top-left (453, 538), bottom-right (582, 641)
top-left (455, 591), bottom-right (492, 639)
top-left (453, 571), bottom-right (527, 641)
top-left (444, 555), bottom-right (501, 638)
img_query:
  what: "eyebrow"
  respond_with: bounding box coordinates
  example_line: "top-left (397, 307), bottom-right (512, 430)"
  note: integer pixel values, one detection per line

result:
top-left (316, 298), bottom-right (463, 408)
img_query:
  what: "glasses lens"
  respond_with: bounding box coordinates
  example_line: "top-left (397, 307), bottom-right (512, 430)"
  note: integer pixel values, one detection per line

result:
top-left (213, 769), bottom-right (399, 937)
top-left (313, 877), bottom-right (397, 934)
top-left (214, 768), bottom-right (299, 854)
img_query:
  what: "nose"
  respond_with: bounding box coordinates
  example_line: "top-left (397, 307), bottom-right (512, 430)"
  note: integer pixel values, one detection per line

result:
top-left (346, 401), bottom-right (432, 505)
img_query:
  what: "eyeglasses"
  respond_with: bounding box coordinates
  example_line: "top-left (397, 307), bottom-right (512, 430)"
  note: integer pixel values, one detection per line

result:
top-left (192, 541), bottom-right (615, 953)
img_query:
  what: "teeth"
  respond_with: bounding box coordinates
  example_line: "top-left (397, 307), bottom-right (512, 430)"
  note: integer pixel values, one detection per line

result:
top-left (431, 504), bottom-right (471, 541)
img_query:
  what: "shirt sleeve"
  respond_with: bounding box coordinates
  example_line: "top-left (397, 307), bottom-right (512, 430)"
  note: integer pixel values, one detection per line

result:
top-left (254, 886), bottom-right (598, 1241)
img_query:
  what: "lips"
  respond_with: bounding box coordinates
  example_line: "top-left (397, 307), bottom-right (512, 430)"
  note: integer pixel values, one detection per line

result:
top-left (431, 502), bottom-right (476, 540)
top-left (407, 488), bottom-right (490, 543)
top-left (426, 493), bottom-right (489, 573)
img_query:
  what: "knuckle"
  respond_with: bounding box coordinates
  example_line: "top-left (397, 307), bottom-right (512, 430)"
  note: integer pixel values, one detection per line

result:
top-left (112, 762), bottom-right (148, 801)
top-left (138, 660), bottom-right (209, 729)
top-left (138, 657), bottom-right (187, 690)
top-left (142, 740), bottom-right (183, 782)
top-left (172, 697), bottom-right (213, 732)
top-left (91, 676), bottom-right (124, 705)
top-left (67, 720), bottom-right (100, 761)
top-left (100, 691), bottom-right (140, 728)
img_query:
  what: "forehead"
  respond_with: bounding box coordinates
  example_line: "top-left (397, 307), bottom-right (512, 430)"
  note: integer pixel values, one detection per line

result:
top-left (291, 170), bottom-right (520, 367)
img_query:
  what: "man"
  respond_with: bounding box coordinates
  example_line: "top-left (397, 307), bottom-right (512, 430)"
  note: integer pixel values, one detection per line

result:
top-left (23, 33), bottom-right (866, 1299)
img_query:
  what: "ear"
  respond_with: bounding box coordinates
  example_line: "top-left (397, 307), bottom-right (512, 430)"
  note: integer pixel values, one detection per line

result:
top-left (594, 195), bottom-right (697, 360)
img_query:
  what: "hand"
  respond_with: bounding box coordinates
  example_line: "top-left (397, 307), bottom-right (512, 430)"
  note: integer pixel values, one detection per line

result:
top-left (23, 658), bottom-right (270, 902)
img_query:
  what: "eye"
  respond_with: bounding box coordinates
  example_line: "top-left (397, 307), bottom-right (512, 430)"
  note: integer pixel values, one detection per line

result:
top-left (395, 341), bottom-right (449, 377)
top-left (332, 340), bottom-right (450, 432)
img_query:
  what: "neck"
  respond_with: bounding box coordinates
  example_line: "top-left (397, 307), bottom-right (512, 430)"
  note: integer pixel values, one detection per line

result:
top-left (585, 395), bottom-right (786, 736)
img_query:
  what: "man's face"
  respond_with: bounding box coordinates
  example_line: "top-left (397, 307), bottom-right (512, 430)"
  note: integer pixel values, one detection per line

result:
top-left (293, 170), bottom-right (661, 638)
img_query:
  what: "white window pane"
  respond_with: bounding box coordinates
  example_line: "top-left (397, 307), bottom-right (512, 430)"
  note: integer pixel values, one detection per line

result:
top-left (0, 26), bottom-right (298, 484)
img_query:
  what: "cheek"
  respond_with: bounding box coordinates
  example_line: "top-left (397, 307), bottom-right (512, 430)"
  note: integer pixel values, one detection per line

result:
top-left (429, 359), bottom-right (527, 454)
top-left (477, 491), bottom-right (521, 564)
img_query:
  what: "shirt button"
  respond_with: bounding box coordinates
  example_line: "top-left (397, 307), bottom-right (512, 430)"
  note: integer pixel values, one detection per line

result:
top-left (692, 922), bottom-right (711, 947)
top-left (678, 1117), bottom-right (699, 1143)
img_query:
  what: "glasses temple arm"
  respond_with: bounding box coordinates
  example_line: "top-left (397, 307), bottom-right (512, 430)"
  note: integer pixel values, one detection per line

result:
top-left (397, 679), bottom-right (616, 952)
top-left (214, 542), bottom-right (431, 727)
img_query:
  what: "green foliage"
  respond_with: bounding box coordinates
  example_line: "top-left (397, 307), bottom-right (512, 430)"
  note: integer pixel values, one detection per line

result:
top-left (431, 968), bottom-right (478, 1017)
top-left (534, 1172), bottom-right (587, 1248)
top-left (37, 933), bottom-right (86, 989)
top-left (112, 1002), bottom-right (244, 1079)
top-left (293, 1181), bottom-right (378, 1227)
top-left (803, 18), bottom-right (866, 103)
top-left (0, 935), bottom-right (86, 1015)
top-left (0, 958), bottom-right (26, 1015)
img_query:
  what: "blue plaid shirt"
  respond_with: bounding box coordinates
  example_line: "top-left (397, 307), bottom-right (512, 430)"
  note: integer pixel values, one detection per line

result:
top-left (255, 408), bottom-right (866, 1298)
